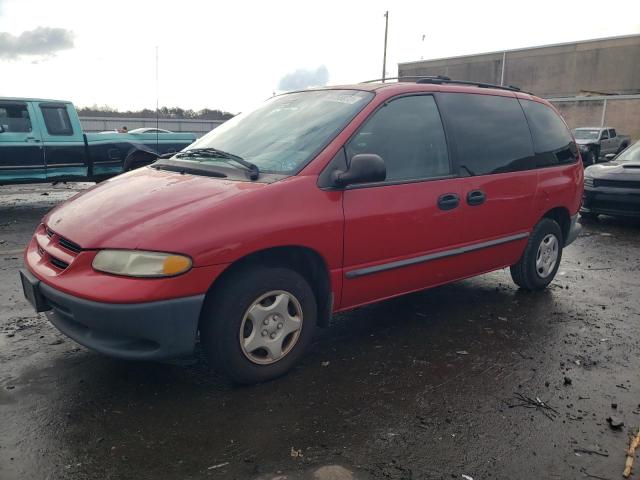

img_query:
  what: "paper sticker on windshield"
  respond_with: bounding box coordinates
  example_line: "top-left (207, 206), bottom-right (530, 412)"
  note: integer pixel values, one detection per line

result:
top-left (324, 95), bottom-right (363, 105)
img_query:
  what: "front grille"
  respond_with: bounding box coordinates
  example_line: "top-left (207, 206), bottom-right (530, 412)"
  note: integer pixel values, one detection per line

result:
top-left (594, 179), bottom-right (640, 189)
top-left (37, 225), bottom-right (82, 273)
top-left (58, 236), bottom-right (82, 253)
top-left (584, 177), bottom-right (594, 187)
top-left (50, 257), bottom-right (70, 270)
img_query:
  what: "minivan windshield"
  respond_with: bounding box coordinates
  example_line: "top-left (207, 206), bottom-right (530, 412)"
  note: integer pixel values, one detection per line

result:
top-left (572, 129), bottom-right (600, 140)
top-left (181, 89), bottom-right (374, 175)
top-left (615, 141), bottom-right (640, 163)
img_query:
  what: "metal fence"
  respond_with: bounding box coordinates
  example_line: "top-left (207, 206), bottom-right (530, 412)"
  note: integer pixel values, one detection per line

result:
top-left (79, 116), bottom-right (226, 138)
top-left (548, 94), bottom-right (640, 141)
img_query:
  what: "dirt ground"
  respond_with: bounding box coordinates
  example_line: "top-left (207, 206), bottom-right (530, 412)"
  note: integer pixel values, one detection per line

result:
top-left (1, 182), bottom-right (639, 480)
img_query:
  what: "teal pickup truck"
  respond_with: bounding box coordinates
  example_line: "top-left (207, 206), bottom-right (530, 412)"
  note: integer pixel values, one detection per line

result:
top-left (0, 97), bottom-right (196, 185)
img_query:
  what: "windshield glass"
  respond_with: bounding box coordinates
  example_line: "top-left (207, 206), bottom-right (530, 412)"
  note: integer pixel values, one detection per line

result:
top-left (616, 142), bottom-right (640, 163)
top-left (572, 129), bottom-right (600, 140)
top-left (182, 89), bottom-right (373, 174)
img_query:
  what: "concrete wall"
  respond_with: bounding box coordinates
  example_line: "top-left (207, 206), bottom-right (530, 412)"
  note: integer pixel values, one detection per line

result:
top-left (398, 34), bottom-right (640, 97)
top-left (399, 35), bottom-right (640, 143)
top-left (551, 97), bottom-right (640, 142)
top-left (79, 117), bottom-right (225, 138)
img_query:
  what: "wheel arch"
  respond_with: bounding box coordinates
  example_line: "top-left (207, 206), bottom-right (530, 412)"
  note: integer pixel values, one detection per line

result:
top-left (123, 148), bottom-right (159, 171)
top-left (201, 245), bottom-right (333, 329)
top-left (540, 206), bottom-right (571, 244)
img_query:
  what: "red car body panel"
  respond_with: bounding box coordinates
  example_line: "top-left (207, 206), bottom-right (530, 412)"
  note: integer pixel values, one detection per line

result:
top-left (24, 83), bottom-right (583, 316)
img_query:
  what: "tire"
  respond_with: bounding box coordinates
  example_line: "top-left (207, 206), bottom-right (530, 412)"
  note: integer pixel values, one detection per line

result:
top-left (124, 151), bottom-right (156, 172)
top-left (580, 211), bottom-right (598, 221)
top-left (510, 218), bottom-right (563, 291)
top-left (200, 266), bottom-right (317, 384)
top-left (583, 150), bottom-right (596, 167)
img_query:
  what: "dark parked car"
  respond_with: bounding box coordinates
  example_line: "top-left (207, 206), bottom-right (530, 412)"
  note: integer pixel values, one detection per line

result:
top-left (581, 140), bottom-right (640, 219)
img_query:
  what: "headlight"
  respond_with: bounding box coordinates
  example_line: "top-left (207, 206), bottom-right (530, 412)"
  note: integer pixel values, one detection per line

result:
top-left (92, 250), bottom-right (192, 277)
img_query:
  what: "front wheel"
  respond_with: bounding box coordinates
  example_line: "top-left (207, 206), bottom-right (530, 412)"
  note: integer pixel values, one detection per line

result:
top-left (583, 150), bottom-right (596, 167)
top-left (200, 266), bottom-right (317, 384)
top-left (510, 218), bottom-right (563, 291)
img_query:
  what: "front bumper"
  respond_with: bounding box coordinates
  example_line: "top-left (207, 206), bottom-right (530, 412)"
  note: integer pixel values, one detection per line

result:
top-left (20, 268), bottom-right (204, 361)
top-left (581, 186), bottom-right (640, 218)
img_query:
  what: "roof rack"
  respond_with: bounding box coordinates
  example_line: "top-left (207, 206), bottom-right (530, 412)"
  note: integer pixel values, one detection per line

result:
top-left (360, 75), bottom-right (526, 94)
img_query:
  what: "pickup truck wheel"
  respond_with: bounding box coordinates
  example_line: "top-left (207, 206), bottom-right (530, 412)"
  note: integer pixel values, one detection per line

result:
top-left (510, 218), bottom-right (563, 291)
top-left (583, 150), bottom-right (596, 167)
top-left (200, 266), bottom-right (317, 384)
top-left (124, 151), bottom-right (157, 171)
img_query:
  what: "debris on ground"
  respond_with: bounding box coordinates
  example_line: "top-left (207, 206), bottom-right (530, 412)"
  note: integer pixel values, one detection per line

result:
top-left (507, 393), bottom-right (559, 420)
top-left (321, 361), bottom-right (330, 367)
top-left (207, 462), bottom-right (229, 470)
top-left (564, 376), bottom-right (572, 386)
top-left (456, 350), bottom-right (469, 355)
top-left (574, 448), bottom-right (609, 457)
top-left (606, 416), bottom-right (624, 429)
top-left (461, 475), bottom-right (474, 480)
top-left (623, 430), bottom-right (640, 478)
top-left (290, 447), bottom-right (303, 458)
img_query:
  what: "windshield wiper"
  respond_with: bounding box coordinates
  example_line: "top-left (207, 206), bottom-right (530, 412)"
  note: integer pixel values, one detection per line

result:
top-left (175, 148), bottom-right (259, 180)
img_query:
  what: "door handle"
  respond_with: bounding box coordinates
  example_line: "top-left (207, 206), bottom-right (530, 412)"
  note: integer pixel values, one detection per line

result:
top-left (437, 193), bottom-right (460, 211)
top-left (25, 137), bottom-right (40, 142)
top-left (466, 190), bottom-right (486, 206)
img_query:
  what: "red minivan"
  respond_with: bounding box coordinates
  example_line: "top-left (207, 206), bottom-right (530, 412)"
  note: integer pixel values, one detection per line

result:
top-left (21, 78), bottom-right (583, 383)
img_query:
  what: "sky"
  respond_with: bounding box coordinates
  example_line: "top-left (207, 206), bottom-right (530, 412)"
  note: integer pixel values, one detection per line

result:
top-left (1, 0), bottom-right (639, 114)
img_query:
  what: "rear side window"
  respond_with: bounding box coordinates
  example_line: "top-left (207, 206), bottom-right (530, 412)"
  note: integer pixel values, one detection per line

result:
top-left (346, 95), bottom-right (450, 182)
top-left (519, 100), bottom-right (578, 167)
top-left (437, 93), bottom-right (535, 176)
top-left (40, 105), bottom-right (73, 135)
top-left (0, 102), bottom-right (32, 133)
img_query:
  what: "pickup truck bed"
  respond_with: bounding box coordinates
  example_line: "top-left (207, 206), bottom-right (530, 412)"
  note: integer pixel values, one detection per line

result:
top-left (0, 97), bottom-right (197, 185)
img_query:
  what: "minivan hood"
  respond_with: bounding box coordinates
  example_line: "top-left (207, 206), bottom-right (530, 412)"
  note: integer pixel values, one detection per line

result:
top-left (44, 167), bottom-right (268, 249)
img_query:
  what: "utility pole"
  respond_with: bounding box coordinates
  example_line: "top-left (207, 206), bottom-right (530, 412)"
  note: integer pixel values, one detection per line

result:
top-left (382, 11), bottom-right (389, 83)
top-left (155, 46), bottom-right (159, 148)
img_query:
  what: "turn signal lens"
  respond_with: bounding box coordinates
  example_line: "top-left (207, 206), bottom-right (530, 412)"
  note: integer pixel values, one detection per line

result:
top-left (92, 250), bottom-right (192, 277)
top-left (162, 255), bottom-right (192, 276)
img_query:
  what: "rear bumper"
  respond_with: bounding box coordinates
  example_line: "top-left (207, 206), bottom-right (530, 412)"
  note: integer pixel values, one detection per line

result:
top-left (581, 187), bottom-right (640, 218)
top-left (21, 269), bottom-right (204, 361)
top-left (565, 213), bottom-right (582, 246)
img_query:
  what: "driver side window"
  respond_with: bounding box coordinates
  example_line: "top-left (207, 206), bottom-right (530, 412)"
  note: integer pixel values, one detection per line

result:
top-left (346, 95), bottom-right (450, 182)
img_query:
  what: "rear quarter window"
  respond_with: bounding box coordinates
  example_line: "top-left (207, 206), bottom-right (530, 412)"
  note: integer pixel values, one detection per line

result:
top-left (437, 93), bottom-right (535, 176)
top-left (40, 105), bottom-right (73, 135)
top-left (519, 100), bottom-right (578, 167)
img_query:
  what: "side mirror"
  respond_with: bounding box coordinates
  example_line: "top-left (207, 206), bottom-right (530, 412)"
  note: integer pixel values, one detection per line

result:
top-left (604, 153), bottom-right (616, 161)
top-left (332, 154), bottom-right (386, 187)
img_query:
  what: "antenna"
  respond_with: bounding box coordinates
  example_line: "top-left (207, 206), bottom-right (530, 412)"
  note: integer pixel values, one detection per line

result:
top-left (382, 11), bottom-right (389, 83)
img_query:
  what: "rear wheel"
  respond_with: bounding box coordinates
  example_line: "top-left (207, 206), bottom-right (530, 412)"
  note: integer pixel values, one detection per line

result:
top-left (124, 151), bottom-right (157, 171)
top-left (510, 218), bottom-right (563, 291)
top-left (200, 266), bottom-right (317, 384)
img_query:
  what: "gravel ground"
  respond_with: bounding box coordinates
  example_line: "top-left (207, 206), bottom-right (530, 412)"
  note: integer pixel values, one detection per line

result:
top-left (1, 182), bottom-right (639, 480)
